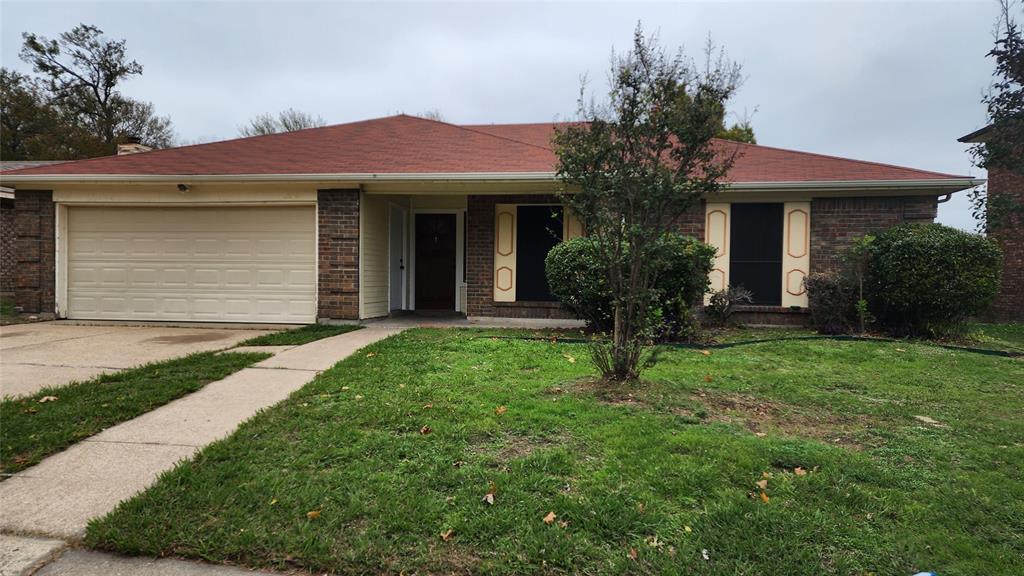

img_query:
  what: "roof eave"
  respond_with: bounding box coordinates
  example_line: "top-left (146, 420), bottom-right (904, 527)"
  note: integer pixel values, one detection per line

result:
top-left (0, 172), bottom-right (983, 193)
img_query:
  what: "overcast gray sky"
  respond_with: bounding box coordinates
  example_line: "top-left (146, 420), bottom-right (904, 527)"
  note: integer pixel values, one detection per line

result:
top-left (1, 1), bottom-right (1000, 229)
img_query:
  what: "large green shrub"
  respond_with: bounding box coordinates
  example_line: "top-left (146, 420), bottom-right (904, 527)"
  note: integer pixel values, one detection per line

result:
top-left (862, 223), bottom-right (1002, 337)
top-left (545, 234), bottom-right (715, 340)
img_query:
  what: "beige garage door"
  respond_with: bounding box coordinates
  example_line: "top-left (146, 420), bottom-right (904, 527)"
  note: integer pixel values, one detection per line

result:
top-left (66, 206), bottom-right (316, 323)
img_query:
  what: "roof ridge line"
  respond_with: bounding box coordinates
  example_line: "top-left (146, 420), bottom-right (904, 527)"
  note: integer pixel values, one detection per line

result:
top-left (405, 115), bottom-right (557, 152)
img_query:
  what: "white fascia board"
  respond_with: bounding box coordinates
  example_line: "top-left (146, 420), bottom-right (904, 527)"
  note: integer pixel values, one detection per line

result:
top-left (0, 172), bottom-right (984, 192)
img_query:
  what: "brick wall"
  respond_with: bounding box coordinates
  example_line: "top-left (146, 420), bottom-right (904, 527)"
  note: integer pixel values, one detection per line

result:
top-left (13, 190), bottom-right (56, 315)
top-left (987, 167), bottom-right (1023, 321)
top-left (1, 198), bottom-right (15, 300)
top-left (810, 195), bottom-right (937, 275)
top-left (317, 189), bottom-right (360, 320)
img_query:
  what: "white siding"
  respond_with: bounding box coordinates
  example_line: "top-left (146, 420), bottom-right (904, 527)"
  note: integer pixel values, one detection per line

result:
top-left (359, 193), bottom-right (390, 319)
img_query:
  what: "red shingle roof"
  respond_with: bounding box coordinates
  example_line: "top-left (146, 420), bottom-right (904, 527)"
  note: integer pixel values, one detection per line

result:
top-left (1, 114), bottom-right (970, 182)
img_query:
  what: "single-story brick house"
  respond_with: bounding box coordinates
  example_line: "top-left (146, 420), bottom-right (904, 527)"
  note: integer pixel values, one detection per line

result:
top-left (0, 115), bottom-right (981, 324)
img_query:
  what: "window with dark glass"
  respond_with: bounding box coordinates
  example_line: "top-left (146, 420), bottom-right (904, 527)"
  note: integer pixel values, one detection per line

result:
top-left (515, 205), bottom-right (564, 301)
top-left (729, 203), bottom-right (783, 306)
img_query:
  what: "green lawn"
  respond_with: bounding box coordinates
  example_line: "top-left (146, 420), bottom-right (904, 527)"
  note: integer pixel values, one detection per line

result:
top-left (86, 329), bottom-right (1023, 575)
top-left (236, 323), bottom-right (362, 347)
top-left (1, 351), bottom-right (269, 476)
top-left (967, 322), bottom-right (1024, 352)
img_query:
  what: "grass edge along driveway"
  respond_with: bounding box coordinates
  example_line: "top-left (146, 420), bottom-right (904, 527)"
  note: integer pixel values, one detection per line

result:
top-left (1, 351), bottom-right (271, 476)
top-left (85, 328), bottom-right (1022, 575)
top-left (235, 324), bottom-right (362, 347)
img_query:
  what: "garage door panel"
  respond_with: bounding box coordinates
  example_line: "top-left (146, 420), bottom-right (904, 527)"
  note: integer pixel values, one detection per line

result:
top-left (67, 206), bottom-right (315, 323)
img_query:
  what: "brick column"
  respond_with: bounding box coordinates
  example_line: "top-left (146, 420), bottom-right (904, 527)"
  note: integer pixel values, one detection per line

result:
top-left (987, 167), bottom-right (1023, 321)
top-left (1, 198), bottom-right (15, 301)
top-left (13, 190), bottom-right (56, 315)
top-left (317, 189), bottom-right (360, 320)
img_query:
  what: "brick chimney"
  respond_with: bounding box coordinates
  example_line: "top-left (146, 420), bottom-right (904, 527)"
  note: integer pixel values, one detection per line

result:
top-left (117, 136), bottom-right (152, 155)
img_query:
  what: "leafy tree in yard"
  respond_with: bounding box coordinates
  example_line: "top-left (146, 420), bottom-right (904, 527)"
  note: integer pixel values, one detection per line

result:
top-left (967, 0), bottom-right (1024, 231)
top-left (553, 26), bottom-right (741, 381)
top-left (717, 118), bottom-right (756, 144)
top-left (239, 108), bottom-right (326, 137)
top-left (19, 24), bottom-right (175, 156)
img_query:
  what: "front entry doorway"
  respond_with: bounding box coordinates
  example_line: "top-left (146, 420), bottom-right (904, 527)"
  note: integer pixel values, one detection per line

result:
top-left (414, 213), bottom-right (457, 310)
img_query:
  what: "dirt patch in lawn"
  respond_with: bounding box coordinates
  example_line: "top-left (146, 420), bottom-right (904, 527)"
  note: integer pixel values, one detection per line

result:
top-left (467, 431), bottom-right (569, 464)
top-left (690, 390), bottom-right (873, 449)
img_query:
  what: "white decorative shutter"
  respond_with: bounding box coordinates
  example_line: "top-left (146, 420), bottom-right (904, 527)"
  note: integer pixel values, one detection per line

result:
top-left (494, 204), bottom-right (516, 302)
top-left (781, 202), bottom-right (810, 308)
top-left (704, 203), bottom-right (731, 304)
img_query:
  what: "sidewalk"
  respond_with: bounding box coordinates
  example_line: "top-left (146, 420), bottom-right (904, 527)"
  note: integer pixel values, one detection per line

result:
top-left (0, 326), bottom-right (401, 575)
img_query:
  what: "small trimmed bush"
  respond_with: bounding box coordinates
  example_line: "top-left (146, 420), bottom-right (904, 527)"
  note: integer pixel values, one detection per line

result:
top-left (862, 223), bottom-right (1002, 337)
top-left (804, 273), bottom-right (855, 334)
top-left (703, 285), bottom-right (753, 327)
top-left (545, 234), bottom-right (715, 340)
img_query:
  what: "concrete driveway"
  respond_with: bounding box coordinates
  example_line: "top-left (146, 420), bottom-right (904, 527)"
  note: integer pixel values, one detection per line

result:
top-left (0, 322), bottom-right (281, 398)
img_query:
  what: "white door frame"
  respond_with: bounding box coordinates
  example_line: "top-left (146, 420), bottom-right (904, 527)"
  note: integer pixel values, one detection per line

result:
top-left (409, 209), bottom-right (465, 312)
top-left (387, 202), bottom-right (409, 311)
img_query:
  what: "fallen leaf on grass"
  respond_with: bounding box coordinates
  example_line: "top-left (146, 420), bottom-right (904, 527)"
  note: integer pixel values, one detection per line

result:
top-left (754, 432), bottom-right (766, 438)
top-left (914, 415), bottom-right (942, 426)
top-left (306, 510), bottom-right (321, 520)
top-left (702, 549), bottom-right (710, 561)
top-left (703, 374), bottom-right (713, 382)
top-left (482, 482), bottom-right (496, 505)
top-left (755, 479), bottom-right (768, 490)
top-left (563, 354), bottom-right (576, 364)
top-left (543, 511), bottom-right (557, 524)
top-left (269, 498), bottom-right (278, 506)
top-left (895, 348), bottom-right (906, 352)
top-left (420, 425), bottom-right (432, 435)
top-left (628, 548), bottom-right (638, 560)
top-left (423, 403), bottom-right (433, 409)
top-left (440, 529), bottom-right (455, 541)
top-left (366, 352), bottom-right (376, 358)
top-left (759, 491), bottom-right (770, 503)
top-left (38, 396), bottom-right (58, 403)
top-left (494, 405), bottom-right (507, 415)
top-left (794, 467), bottom-right (807, 476)
top-left (684, 525), bottom-right (692, 533)
top-left (700, 350), bottom-right (712, 356)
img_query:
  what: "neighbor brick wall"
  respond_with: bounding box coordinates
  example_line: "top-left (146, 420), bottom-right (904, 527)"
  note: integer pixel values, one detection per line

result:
top-left (13, 190), bottom-right (55, 315)
top-left (317, 189), bottom-right (360, 320)
top-left (1, 198), bottom-right (15, 300)
top-left (987, 167), bottom-right (1024, 321)
top-left (810, 195), bottom-right (937, 275)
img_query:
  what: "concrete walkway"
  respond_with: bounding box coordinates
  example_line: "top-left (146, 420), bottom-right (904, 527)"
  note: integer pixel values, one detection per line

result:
top-left (0, 326), bottom-right (401, 575)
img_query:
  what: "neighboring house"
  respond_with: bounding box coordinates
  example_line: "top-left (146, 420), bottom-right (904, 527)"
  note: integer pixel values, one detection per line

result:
top-left (0, 160), bottom-right (68, 304)
top-left (959, 126), bottom-right (1023, 322)
top-left (0, 115), bottom-right (980, 324)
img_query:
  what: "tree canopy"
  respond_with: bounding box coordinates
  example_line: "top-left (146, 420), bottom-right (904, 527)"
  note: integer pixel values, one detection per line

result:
top-left (239, 108), bottom-right (326, 137)
top-left (6, 24), bottom-right (175, 160)
top-left (553, 26), bottom-right (741, 381)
